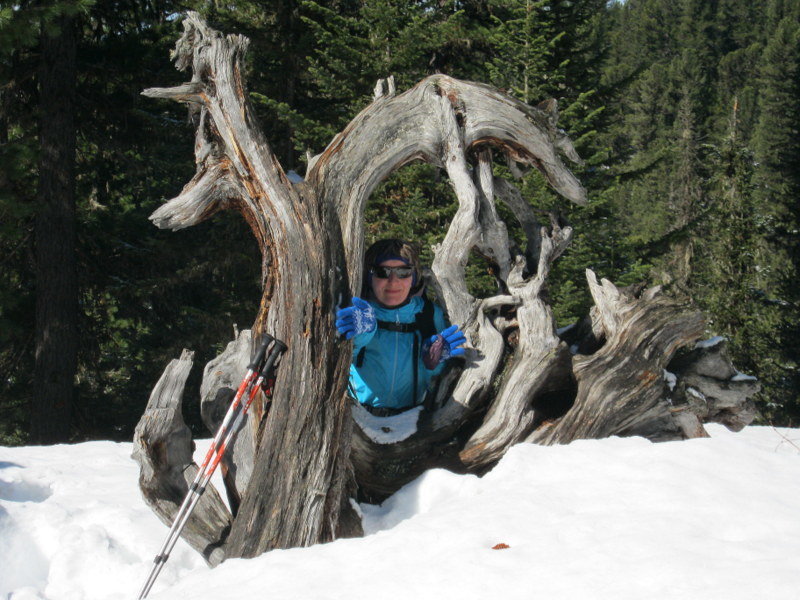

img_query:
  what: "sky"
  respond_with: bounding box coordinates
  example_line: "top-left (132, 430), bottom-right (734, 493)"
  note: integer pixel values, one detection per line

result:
top-left (1, 424), bottom-right (799, 600)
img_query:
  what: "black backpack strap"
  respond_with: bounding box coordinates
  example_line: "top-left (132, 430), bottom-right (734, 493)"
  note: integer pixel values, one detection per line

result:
top-left (412, 298), bottom-right (437, 406)
top-left (359, 321), bottom-right (414, 368)
top-left (376, 320), bottom-right (417, 333)
top-left (412, 331), bottom-right (420, 406)
top-left (355, 346), bottom-right (366, 367)
top-left (416, 297), bottom-right (437, 340)
top-left (371, 299), bottom-right (435, 336)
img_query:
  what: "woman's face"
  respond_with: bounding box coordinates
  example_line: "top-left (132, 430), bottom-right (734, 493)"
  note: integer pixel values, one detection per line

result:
top-left (370, 259), bottom-right (414, 307)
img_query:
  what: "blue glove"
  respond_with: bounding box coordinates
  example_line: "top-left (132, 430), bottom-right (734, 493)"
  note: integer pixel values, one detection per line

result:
top-left (423, 324), bottom-right (467, 368)
top-left (335, 297), bottom-right (376, 340)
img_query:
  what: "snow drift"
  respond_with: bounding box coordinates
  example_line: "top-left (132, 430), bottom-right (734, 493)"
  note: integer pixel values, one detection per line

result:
top-left (1, 425), bottom-right (798, 600)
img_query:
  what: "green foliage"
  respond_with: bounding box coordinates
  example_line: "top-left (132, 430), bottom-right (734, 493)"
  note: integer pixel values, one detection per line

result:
top-left (600, 0), bottom-right (800, 423)
top-left (68, 5), bottom-right (265, 440)
top-left (486, 0), bottom-right (554, 103)
top-left (745, 14), bottom-right (800, 423)
top-left (0, 1), bottom-right (262, 444)
top-left (0, 0), bottom-right (81, 443)
top-left (3, 0), bottom-right (799, 443)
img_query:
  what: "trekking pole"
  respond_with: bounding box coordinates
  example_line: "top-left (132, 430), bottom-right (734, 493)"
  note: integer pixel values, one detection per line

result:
top-left (137, 335), bottom-right (285, 600)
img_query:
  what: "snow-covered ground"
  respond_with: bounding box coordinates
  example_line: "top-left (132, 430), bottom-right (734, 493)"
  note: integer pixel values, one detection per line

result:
top-left (1, 425), bottom-right (799, 600)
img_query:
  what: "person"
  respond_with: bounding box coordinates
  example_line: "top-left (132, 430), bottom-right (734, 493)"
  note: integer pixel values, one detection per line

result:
top-left (335, 239), bottom-right (467, 415)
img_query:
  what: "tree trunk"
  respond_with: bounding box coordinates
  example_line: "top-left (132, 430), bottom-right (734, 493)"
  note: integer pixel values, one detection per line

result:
top-left (139, 14), bottom-right (359, 559)
top-left (31, 11), bottom-right (78, 444)
top-left (133, 12), bottom-right (760, 562)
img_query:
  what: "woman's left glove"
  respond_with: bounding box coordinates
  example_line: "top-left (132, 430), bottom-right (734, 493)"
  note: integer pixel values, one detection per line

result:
top-left (423, 324), bottom-right (467, 368)
top-left (335, 297), bottom-right (376, 339)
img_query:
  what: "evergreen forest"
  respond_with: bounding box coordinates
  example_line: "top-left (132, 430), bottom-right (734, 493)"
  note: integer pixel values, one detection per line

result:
top-left (2, 0), bottom-right (798, 445)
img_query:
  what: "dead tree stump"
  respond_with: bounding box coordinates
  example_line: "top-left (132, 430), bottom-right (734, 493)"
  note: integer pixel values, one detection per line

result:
top-left (132, 12), bottom-right (759, 562)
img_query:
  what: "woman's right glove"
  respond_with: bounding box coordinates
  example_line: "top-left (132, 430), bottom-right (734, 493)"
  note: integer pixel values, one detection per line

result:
top-left (335, 297), bottom-right (376, 339)
top-left (423, 324), bottom-right (467, 368)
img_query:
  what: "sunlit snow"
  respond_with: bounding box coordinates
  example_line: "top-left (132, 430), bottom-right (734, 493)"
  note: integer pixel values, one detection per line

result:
top-left (1, 425), bottom-right (799, 600)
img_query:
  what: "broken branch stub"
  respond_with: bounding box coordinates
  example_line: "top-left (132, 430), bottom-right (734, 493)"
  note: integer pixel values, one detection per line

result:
top-left (132, 350), bottom-right (230, 565)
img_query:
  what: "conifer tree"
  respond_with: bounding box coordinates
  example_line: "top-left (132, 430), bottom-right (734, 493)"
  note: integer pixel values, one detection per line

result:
top-left (300, 0), bottom-right (493, 285)
top-left (0, 1), bottom-right (41, 443)
top-left (31, 3), bottom-right (79, 444)
top-left (0, 0), bottom-right (91, 443)
top-left (2, 1), bottom-right (264, 443)
top-left (486, 0), bottom-right (552, 104)
top-left (695, 100), bottom-right (770, 413)
top-left (748, 15), bottom-right (800, 422)
top-left (3, 0), bottom-right (799, 438)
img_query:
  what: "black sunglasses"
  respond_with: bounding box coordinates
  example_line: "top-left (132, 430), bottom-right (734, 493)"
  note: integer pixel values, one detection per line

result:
top-left (371, 265), bottom-right (414, 279)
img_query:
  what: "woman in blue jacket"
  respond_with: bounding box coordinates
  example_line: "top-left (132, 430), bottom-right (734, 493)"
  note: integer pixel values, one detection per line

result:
top-left (335, 239), bottom-right (467, 415)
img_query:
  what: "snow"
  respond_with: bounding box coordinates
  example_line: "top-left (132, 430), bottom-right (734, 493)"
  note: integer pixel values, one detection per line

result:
top-left (351, 403), bottom-right (422, 443)
top-left (687, 386), bottom-right (706, 400)
top-left (2, 425), bottom-right (799, 600)
top-left (556, 323), bottom-right (576, 336)
top-left (732, 372), bottom-right (758, 382)
top-left (663, 370), bottom-right (677, 391)
top-left (695, 336), bottom-right (726, 349)
top-left (286, 170), bottom-right (304, 183)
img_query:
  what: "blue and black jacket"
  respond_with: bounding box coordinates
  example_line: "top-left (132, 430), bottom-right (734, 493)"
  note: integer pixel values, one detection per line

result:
top-left (349, 296), bottom-right (448, 410)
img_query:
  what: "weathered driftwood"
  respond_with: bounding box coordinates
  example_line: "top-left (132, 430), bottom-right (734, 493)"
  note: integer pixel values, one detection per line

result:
top-left (199, 330), bottom-right (259, 515)
top-left (667, 337), bottom-right (759, 432)
top-left (134, 12), bottom-right (760, 562)
top-left (132, 350), bottom-right (230, 565)
top-left (528, 272), bottom-right (708, 445)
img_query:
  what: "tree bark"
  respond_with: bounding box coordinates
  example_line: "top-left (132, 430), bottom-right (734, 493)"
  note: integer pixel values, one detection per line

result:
top-left (528, 273), bottom-right (707, 445)
top-left (31, 11), bottom-right (78, 444)
top-left (142, 14), bottom-right (359, 559)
